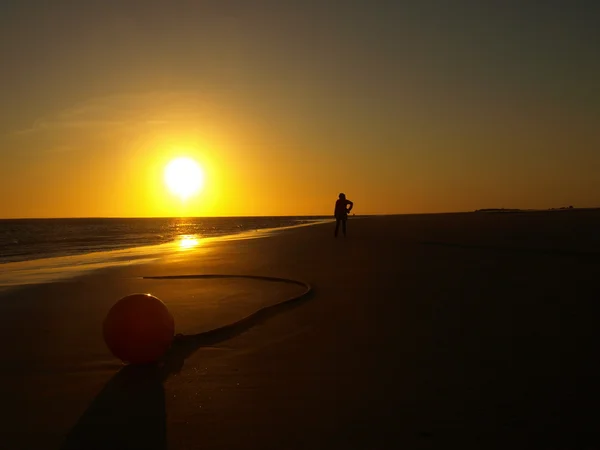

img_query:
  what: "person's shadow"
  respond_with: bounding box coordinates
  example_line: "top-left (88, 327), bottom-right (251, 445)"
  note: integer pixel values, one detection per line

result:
top-left (61, 287), bottom-right (313, 450)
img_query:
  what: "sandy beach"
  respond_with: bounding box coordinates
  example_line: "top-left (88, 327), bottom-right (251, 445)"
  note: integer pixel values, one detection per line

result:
top-left (1, 212), bottom-right (599, 449)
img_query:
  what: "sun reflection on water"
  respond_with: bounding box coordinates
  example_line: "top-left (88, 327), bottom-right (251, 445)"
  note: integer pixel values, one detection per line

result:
top-left (178, 235), bottom-right (200, 250)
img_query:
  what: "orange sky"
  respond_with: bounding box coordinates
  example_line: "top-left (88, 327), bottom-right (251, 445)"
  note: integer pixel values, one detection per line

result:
top-left (1, 2), bottom-right (598, 218)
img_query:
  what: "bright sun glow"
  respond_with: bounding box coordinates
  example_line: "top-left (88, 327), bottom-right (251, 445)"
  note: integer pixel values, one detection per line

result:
top-left (178, 235), bottom-right (200, 250)
top-left (164, 157), bottom-right (205, 200)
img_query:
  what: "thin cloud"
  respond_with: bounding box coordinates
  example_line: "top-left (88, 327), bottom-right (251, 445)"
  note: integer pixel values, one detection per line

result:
top-left (11, 90), bottom-right (206, 136)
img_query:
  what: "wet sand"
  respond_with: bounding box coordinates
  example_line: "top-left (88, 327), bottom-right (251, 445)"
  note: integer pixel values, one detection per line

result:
top-left (1, 211), bottom-right (599, 449)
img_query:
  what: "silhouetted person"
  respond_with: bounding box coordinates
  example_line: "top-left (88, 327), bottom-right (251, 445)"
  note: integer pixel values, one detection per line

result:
top-left (334, 193), bottom-right (353, 237)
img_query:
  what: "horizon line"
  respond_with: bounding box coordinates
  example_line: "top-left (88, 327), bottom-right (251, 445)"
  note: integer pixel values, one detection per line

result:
top-left (0, 212), bottom-right (468, 220)
top-left (3, 207), bottom-right (598, 220)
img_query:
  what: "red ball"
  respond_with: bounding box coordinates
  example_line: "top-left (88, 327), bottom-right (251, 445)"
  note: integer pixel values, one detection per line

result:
top-left (103, 293), bottom-right (175, 365)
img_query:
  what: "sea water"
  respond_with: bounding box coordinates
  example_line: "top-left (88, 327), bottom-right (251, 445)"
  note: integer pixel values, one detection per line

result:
top-left (0, 216), bottom-right (329, 288)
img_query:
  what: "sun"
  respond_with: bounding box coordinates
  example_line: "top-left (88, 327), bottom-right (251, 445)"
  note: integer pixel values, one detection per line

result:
top-left (164, 157), bottom-right (205, 200)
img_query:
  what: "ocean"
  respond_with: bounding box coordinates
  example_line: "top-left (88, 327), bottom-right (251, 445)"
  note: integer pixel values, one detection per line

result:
top-left (0, 217), bottom-right (330, 288)
top-left (0, 216), bottom-right (329, 264)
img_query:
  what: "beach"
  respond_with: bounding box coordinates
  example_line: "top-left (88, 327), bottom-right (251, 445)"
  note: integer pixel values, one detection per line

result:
top-left (1, 212), bottom-right (599, 449)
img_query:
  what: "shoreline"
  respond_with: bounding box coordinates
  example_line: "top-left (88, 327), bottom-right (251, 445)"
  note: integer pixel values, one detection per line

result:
top-left (0, 216), bottom-right (332, 265)
top-left (0, 219), bottom-right (333, 290)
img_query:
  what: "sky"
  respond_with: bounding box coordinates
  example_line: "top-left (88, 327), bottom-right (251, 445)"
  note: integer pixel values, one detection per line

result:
top-left (1, 0), bottom-right (598, 218)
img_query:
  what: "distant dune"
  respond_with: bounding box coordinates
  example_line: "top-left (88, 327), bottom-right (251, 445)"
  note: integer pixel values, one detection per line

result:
top-left (473, 206), bottom-right (598, 213)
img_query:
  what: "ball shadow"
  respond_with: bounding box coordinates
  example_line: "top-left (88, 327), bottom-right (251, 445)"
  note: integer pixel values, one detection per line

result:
top-left (61, 287), bottom-right (313, 449)
top-left (61, 364), bottom-right (166, 450)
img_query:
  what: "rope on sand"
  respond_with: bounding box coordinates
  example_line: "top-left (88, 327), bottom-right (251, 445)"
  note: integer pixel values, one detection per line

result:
top-left (142, 274), bottom-right (312, 341)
